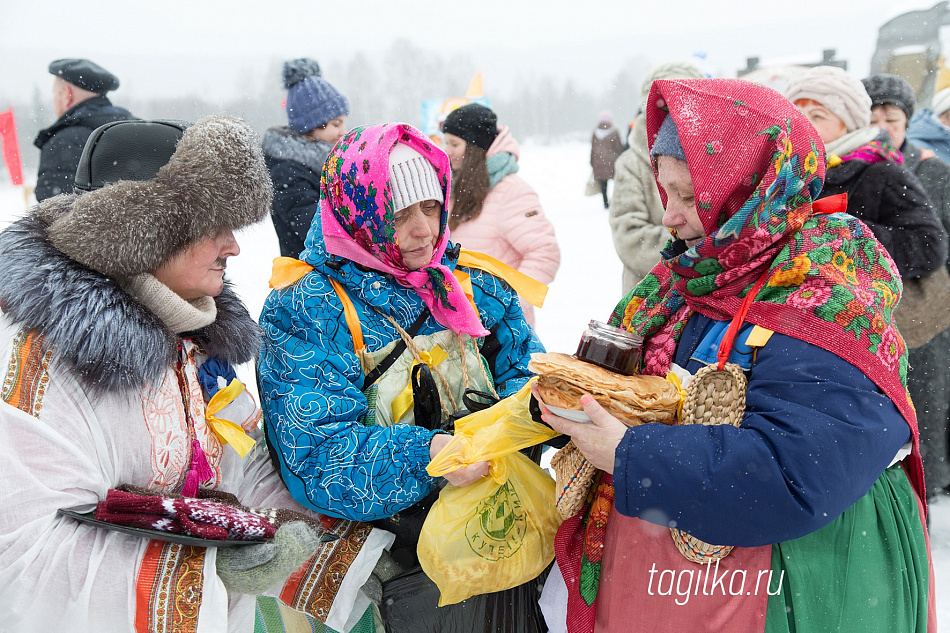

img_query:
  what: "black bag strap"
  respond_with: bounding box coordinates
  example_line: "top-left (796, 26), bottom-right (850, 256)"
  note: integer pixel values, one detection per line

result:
top-left (461, 389), bottom-right (500, 413)
top-left (363, 308), bottom-right (430, 389)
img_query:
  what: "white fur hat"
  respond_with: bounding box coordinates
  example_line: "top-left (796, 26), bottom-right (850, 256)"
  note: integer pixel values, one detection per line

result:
top-left (785, 66), bottom-right (872, 132)
top-left (933, 87), bottom-right (950, 116)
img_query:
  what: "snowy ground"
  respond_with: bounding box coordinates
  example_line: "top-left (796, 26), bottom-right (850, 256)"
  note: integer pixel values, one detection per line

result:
top-left (1, 140), bottom-right (947, 623)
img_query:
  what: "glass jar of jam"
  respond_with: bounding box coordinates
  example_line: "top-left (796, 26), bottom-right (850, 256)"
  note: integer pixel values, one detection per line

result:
top-left (575, 320), bottom-right (643, 375)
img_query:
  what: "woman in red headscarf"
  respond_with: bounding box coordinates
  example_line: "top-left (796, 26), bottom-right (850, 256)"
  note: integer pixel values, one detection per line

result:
top-left (539, 79), bottom-right (934, 633)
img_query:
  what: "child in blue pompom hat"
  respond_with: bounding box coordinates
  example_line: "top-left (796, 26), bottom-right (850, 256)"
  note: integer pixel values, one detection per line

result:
top-left (263, 58), bottom-right (351, 257)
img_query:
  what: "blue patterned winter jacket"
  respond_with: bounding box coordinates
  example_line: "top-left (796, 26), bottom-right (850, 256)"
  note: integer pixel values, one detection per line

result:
top-left (257, 227), bottom-right (544, 521)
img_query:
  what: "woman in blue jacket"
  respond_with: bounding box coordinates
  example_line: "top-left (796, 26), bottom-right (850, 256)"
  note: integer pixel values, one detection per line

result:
top-left (257, 122), bottom-right (547, 631)
top-left (908, 86), bottom-right (950, 164)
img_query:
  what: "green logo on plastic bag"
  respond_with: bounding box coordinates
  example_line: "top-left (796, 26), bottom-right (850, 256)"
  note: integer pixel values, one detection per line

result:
top-left (465, 482), bottom-right (527, 560)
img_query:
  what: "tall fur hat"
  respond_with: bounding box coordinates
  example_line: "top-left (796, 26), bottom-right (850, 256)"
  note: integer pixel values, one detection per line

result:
top-left (37, 115), bottom-right (272, 278)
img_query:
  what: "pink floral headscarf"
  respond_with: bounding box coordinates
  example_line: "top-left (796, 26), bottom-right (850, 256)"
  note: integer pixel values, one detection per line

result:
top-left (319, 123), bottom-right (490, 337)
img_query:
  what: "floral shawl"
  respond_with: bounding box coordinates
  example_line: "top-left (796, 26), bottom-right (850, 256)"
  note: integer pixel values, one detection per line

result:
top-left (319, 123), bottom-right (490, 337)
top-left (838, 138), bottom-right (905, 165)
top-left (558, 78), bottom-right (924, 633)
top-left (622, 79), bottom-right (920, 492)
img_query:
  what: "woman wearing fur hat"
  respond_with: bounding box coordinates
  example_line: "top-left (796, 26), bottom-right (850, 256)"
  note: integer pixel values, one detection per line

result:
top-left (258, 123), bottom-right (549, 631)
top-left (539, 79), bottom-right (934, 633)
top-left (908, 86), bottom-right (950, 164)
top-left (441, 103), bottom-right (560, 327)
top-left (265, 58), bottom-right (350, 258)
top-left (0, 117), bottom-right (387, 632)
top-left (863, 72), bottom-right (950, 501)
top-left (784, 66), bottom-right (947, 281)
top-left (590, 111), bottom-right (624, 209)
top-left (608, 60), bottom-right (705, 294)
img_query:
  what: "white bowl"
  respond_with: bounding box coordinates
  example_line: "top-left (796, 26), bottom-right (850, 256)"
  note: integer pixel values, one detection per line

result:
top-left (545, 404), bottom-right (592, 423)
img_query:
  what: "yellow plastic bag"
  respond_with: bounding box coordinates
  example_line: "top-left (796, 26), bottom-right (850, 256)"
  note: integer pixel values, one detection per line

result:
top-left (419, 380), bottom-right (563, 606)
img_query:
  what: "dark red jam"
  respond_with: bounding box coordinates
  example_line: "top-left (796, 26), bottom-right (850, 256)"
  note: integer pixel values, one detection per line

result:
top-left (574, 320), bottom-right (643, 375)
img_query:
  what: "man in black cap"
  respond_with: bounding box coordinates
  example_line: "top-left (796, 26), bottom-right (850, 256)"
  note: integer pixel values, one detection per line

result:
top-left (33, 58), bottom-right (136, 202)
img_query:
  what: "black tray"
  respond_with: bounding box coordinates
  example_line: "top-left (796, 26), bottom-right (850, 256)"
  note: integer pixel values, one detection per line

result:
top-left (58, 508), bottom-right (339, 547)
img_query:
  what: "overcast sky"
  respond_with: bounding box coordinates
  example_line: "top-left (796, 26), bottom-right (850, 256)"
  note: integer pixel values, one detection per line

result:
top-left (1, 0), bottom-right (941, 104)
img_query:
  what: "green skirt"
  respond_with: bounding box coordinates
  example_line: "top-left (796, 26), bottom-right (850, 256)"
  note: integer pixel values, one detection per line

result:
top-left (254, 598), bottom-right (382, 633)
top-left (765, 464), bottom-right (930, 632)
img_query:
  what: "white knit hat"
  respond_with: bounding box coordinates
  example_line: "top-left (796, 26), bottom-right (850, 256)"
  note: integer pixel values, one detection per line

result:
top-left (933, 87), bottom-right (950, 116)
top-left (639, 60), bottom-right (705, 108)
top-left (388, 143), bottom-right (444, 213)
top-left (785, 66), bottom-right (872, 132)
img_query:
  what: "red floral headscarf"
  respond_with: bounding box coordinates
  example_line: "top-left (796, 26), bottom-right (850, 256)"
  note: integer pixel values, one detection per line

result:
top-left (615, 78), bottom-right (921, 499)
top-left (557, 77), bottom-right (924, 633)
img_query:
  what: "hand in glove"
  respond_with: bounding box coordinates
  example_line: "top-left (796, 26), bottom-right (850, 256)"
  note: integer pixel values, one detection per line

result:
top-left (216, 521), bottom-right (323, 594)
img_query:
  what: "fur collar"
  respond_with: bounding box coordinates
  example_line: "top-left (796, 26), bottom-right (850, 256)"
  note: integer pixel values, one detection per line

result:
top-left (0, 216), bottom-right (261, 394)
top-left (262, 126), bottom-right (334, 173)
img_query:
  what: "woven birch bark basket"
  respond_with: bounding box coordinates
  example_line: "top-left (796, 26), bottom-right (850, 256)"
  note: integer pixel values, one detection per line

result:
top-left (669, 361), bottom-right (747, 564)
top-left (551, 440), bottom-right (598, 520)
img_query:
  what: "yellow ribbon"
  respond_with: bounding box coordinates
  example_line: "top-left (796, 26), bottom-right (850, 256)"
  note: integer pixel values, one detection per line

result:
top-left (456, 249), bottom-right (548, 308)
top-left (452, 269), bottom-right (479, 314)
top-left (390, 346), bottom-right (449, 423)
top-left (269, 251), bottom-right (548, 312)
top-left (205, 379), bottom-right (257, 457)
top-left (666, 371), bottom-right (688, 424)
top-left (827, 154), bottom-right (842, 168)
top-left (269, 257), bottom-right (314, 289)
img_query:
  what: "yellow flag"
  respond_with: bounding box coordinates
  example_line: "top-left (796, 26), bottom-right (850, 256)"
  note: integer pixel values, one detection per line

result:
top-left (465, 71), bottom-right (484, 99)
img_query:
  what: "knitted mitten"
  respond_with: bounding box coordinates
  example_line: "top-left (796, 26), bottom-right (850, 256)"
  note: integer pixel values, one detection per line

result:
top-left (360, 550), bottom-right (402, 605)
top-left (95, 488), bottom-right (276, 540)
top-left (216, 521), bottom-right (323, 594)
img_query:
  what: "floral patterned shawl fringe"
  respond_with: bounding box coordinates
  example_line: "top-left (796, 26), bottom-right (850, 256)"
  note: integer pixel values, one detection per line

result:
top-left (839, 139), bottom-right (905, 165)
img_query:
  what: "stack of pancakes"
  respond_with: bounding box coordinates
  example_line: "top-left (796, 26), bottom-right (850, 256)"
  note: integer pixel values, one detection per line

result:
top-left (528, 352), bottom-right (679, 426)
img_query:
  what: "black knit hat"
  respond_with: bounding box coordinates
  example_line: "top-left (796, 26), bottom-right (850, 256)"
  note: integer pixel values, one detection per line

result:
top-left (49, 58), bottom-right (120, 94)
top-left (861, 73), bottom-right (915, 121)
top-left (74, 120), bottom-right (187, 193)
top-left (650, 115), bottom-right (686, 163)
top-left (442, 103), bottom-right (499, 151)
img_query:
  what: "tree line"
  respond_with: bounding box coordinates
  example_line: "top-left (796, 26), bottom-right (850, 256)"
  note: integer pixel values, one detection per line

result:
top-left (3, 40), bottom-right (653, 177)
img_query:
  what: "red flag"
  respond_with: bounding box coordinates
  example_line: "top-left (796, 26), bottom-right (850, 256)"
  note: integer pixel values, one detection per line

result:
top-left (0, 108), bottom-right (24, 186)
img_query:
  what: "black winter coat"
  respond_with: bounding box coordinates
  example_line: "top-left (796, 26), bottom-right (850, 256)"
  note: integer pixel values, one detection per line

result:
top-left (261, 127), bottom-right (333, 258)
top-left (820, 151), bottom-right (948, 279)
top-left (902, 139), bottom-right (950, 270)
top-left (33, 96), bottom-right (135, 202)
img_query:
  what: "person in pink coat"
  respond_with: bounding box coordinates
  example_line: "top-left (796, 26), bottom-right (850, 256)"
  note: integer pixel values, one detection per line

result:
top-left (442, 103), bottom-right (560, 326)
